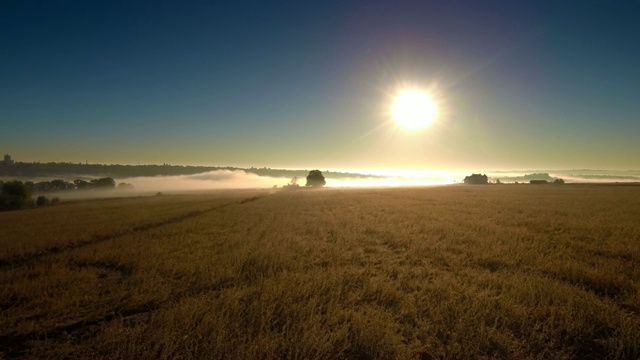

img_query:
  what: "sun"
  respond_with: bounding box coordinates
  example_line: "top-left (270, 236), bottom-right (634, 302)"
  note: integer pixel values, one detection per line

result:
top-left (391, 89), bottom-right (437, 130)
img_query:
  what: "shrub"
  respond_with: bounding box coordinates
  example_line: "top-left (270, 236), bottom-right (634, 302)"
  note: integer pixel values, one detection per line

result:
top-left (282, 177), bottom-right (300, 190)
top-left (36, 195), bottom-right (50, 207)
top-left (118, 182), bottom-right (135, 190)
top-left (0, 180), bottom-right (31, 211)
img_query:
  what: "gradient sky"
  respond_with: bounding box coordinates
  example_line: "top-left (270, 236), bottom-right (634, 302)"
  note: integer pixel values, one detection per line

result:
top-left (2, 1), bottom-right (639, 170)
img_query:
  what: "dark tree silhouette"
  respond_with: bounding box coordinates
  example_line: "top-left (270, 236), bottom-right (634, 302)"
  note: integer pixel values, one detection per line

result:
top-left (91, 177), bottom-right (116, 189)
top-left (117, 182), bottom-right (135, 190)
top-left (0, 180), bottom-right (31, 210)
top-left (34, 179), bottom-right (74, 192)
top-left (306, 170), bottom-right (326, 187)
top-left (463, 173), bottom-right (488, 184)
top-left (74, 179), bottom-right (92, 190)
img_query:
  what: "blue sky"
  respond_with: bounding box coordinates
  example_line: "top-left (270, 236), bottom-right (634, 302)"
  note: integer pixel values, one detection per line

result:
top-left (2, 1), bottom-right (639, 170)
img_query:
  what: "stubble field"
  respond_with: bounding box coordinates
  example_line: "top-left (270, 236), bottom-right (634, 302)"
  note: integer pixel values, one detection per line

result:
top-left (1, 185), bottom-right (640, 359)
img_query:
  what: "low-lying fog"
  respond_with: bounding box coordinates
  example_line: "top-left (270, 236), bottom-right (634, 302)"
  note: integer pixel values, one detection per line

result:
top-left (123, 170), bottom-right (454, 193)
top-left (123, 169), bottom-right (468, 191)
top-left (109, 169), bottom-right (640, 193)
top-left (127, 170), bottom-right (289, 191)
top-left (10, 169), bottom-right (640, 200)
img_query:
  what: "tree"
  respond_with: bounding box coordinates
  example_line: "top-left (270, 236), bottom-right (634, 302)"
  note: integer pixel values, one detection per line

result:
top-left (74, 179), bottom-right (92, 190)
top-left (91, 177), bottom-right (116, 189)
top-left (306, 170), bottom-right (326, 187)
top-left (0, 180), bottom-right (31, 210)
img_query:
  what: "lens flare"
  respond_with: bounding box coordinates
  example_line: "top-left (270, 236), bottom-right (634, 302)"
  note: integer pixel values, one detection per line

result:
top-left (392, 89), bottom-right (437, 130)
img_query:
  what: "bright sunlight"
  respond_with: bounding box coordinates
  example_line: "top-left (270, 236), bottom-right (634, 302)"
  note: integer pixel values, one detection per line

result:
top-left (392, 89), bottom-right (437, 130)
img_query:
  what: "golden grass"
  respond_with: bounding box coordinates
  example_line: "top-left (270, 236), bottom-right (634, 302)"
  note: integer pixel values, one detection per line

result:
top-left (1, 185), bottom-right (639, 359)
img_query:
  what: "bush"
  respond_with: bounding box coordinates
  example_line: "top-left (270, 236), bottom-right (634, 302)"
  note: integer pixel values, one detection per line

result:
top-left (36, 195), bottom-right (50, 207)
top-left (118, 182), bottom-right (135, 190)
top-left (0, 180), bottom-right (31, 211)
top-left (282, 177), bottom-right (300, 190)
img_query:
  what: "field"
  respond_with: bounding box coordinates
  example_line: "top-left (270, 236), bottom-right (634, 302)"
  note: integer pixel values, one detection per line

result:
top-left (1, 185), bottom-right (640, 359)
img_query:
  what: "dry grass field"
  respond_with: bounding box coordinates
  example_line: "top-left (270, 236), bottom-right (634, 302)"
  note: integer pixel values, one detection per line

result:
top-left (1, 185), bottom-right (640, 359)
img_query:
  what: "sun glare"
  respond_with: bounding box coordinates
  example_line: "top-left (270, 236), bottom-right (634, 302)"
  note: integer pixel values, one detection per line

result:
top-left (392, 89), bottom-right (437, 130)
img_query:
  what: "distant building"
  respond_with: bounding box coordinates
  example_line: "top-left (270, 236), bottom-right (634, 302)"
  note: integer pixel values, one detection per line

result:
top-left (463, 173), bottom-right (488, 184)
top-left (2, 154), bottom-right (14, 165)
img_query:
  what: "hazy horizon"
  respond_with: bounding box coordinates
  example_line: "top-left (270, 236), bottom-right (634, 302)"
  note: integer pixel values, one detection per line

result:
top-left (5, 166), bottom-right (640, 196)
top-left (3, 155), bottom-right (640, 173)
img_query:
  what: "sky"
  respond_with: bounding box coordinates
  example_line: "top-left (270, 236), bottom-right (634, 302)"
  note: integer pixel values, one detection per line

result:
top-left (2, 0), bottom-right (639, 171)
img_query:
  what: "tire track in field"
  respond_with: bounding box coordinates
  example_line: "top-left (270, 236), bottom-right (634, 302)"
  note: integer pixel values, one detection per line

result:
top-left (0, 192), bottom-right (270, 269)
top-left (1, 192), bottom-right (271, 357)
top-left (0, 279), bottom-right (237, 359)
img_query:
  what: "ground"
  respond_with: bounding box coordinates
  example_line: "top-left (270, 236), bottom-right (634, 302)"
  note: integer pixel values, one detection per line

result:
top-left (1, 185), bottom-right (640, 359)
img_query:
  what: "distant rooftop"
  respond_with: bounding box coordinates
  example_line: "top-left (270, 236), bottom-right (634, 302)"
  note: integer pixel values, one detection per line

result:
top-left (2, 154), bottom-right (15, 165)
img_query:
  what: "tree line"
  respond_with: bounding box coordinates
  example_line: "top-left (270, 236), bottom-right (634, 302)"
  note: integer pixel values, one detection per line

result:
top-left (0, 177), bottom-right (133, 211)
top-left (0, 177), bottom-right (126, 193)
top-left (0, 162), bottom-right (378, 180)
top-left (0, 180), bottom-right (58, 211)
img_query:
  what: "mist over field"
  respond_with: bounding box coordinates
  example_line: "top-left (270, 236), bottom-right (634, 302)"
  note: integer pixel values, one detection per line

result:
top-left (490, 170), bottom-right (640, 184)
top-left (119, 169), bottom-right (640, 192)
top-left (114, 170), bottom-right (454, 192)
top-left (7, 169), bottom-right (639, 199)
top-left (328, 169), bottom-right (640, 186)
top-left (124, 170), bottom-right (290, 192)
